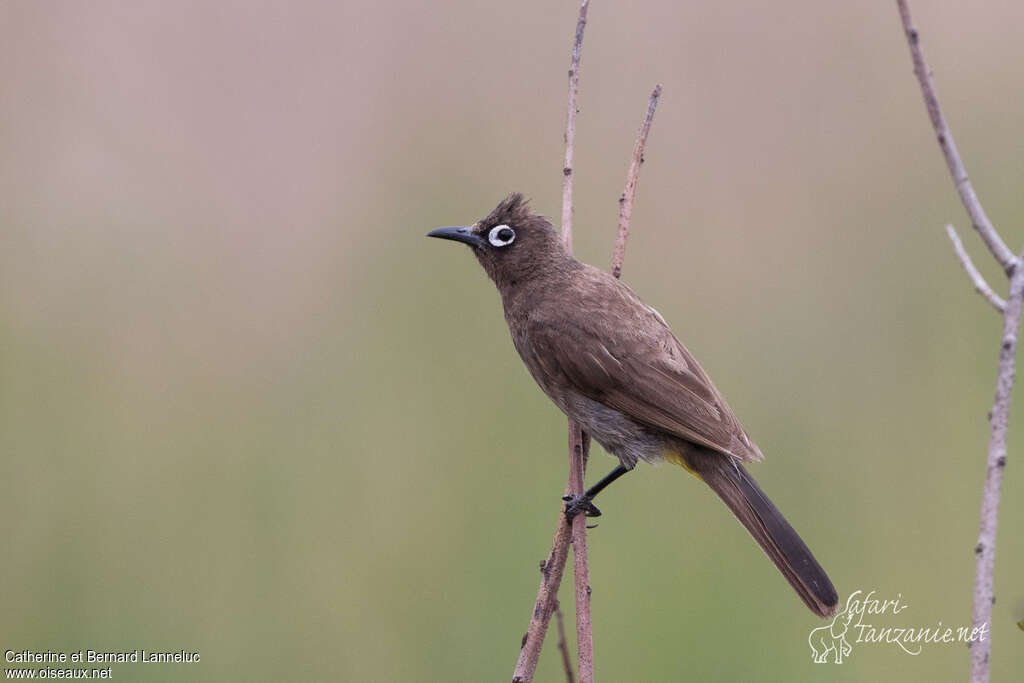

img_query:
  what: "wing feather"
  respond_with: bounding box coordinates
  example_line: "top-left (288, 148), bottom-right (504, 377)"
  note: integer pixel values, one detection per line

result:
top-left (523, 317), bottom-right (763, 462)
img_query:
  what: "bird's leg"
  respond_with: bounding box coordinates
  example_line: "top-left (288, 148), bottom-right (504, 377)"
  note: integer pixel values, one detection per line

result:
top-left (563, 464), bottom-right (631, 523)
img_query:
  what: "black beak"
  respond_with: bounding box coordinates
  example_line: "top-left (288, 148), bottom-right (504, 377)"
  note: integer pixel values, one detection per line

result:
top-left (427, 226), bottom-right (485, 248)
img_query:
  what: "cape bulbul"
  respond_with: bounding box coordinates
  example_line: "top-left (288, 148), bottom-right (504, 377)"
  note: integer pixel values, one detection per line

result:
top-left (428, 193), bottom-right (838, 618)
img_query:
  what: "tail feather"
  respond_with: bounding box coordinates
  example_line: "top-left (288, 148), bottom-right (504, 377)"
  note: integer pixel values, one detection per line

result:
top-left (689, 452), bottom-right (838, 618)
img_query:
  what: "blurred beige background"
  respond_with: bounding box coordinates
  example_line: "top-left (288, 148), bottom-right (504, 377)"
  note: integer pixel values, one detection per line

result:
top-left (2, 1), bottom-right (1022, 681)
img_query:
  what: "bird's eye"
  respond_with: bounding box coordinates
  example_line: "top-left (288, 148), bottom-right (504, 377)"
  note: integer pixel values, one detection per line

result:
top-left (488, 225), bottom-right (516, 247)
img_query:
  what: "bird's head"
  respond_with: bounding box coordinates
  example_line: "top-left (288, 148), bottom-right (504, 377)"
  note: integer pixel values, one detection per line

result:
top-left (428, 193), bottom-right (571, 289)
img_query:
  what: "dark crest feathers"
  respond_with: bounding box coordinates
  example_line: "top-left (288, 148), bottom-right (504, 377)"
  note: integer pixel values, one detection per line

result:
top-left (483, 193), bottom-right (533, 227)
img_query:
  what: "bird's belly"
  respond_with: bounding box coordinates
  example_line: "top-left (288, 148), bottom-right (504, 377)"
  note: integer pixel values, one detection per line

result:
top-left (563, 392), bottom-right (666, 469)
top-left (509, 326), bottom-right (665, 467)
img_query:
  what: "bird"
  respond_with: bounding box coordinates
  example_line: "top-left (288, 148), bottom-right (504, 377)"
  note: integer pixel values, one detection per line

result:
top-left (427, 193), bottom-right (838, 618)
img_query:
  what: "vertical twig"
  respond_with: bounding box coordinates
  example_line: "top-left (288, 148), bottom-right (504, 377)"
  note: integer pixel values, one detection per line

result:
top-left (971, 261), bottom-right (1024, 682)
top-left (555, 601), bottom-right (576, 683)
top-left (567, 426), bottom-right (592, 682)
top-left (512, 6), bottom-right (662, 682)
top-left (895, 3), bottom-right (1022, 682)
top-left (560, 4), bottom-right (593, 681)
top-left (513, 2), bottom-right (590, 681)
top-left (895, 0), bottom-right (1015, 272)
top-left (561, 0), bottom-right (589, 251)
top-left (612, 85), bottom-right (662, 279)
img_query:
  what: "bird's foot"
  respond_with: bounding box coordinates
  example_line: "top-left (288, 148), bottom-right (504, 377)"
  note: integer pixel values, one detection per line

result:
top-left (562, 493), bottom-right (601, 523)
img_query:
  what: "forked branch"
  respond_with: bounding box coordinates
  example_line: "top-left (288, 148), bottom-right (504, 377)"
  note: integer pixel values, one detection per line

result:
top-left (512, 2), bottom-right (662, 681)
top-left (514, 2), bottom-right (591, 680)
top-left (895, 3), bottom-right (1022, 682)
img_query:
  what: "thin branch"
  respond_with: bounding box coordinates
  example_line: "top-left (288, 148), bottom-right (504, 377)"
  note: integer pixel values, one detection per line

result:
top-left (513, 2), bottom-right (590, 681)
top-left (566, 81), bottom-right (664, 683)
top-left (514, 6), bottom-right (657, 682)
top-left (560, 6), bottom-right (593, 680)
top-left (896, 0), bottom-right (1017, 273)
top-left (895, 3), bottom-right (1022, 682)
top-left (612, 84), bottom-right (661, 279)
top-left (554, 600), bottom-right (576, 683)
top-left (560, 0), bottom-right (589, 251)
top-left (512, 517), bottom-right (574, 683)
top-left (971, 259), bottom-right (1024, 683)
top-left (561, 3), bottom-right (594, 682)
top-left (567, 426), bottom-right (592, 683)
top-left (946, 224), bottom-right (1006, 312)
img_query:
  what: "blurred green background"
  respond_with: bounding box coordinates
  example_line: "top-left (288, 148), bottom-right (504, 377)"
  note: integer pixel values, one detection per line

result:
top-left (2, 1), bottom-right (1022, 681)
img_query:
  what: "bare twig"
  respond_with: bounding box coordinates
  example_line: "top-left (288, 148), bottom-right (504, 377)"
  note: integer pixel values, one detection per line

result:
top-left (560, 3), bottom-right (594, 681)
top-left (554, 601), bottom-right (575, 683)
top-left (567, 425), bottom-right (592, 683)
top-left (557, 92), bottom-right (665, 677)
top-left (560, 0), bottom-right (589, 251)
top-left (612, 85), bottom-right (661, 279)
top-left (896, 0), bottom-right (1016, 273)
top-left (513, 5), bottom-right (659, 682)
top-left (513, 519), bottom-right (574, 683)
top-left (896, 3), bottom-right (1023, 682)
top-left (559, 5), bottom-right (594, 681)
top-left (971, 259), bottom-right (1024, 682)
top-left (946, 224), bottom-right (1006, 312)
top-left (513, 2), bottom-right (590, 681)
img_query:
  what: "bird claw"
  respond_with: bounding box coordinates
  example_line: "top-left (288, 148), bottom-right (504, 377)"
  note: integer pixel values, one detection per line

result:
top-left (562, 493), bottom-right (602, 523)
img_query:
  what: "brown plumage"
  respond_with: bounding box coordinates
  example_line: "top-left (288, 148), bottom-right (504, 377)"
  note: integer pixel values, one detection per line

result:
top-left (428, 193), bottom-right (838, 618)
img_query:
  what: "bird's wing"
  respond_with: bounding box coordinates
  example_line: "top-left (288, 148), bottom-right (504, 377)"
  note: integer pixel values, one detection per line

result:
top-left (523, 313), bottom-right (763, 462)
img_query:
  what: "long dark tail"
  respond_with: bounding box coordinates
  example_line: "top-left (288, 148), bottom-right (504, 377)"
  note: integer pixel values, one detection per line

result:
top-left (690, 452), bottom-right (838, 618)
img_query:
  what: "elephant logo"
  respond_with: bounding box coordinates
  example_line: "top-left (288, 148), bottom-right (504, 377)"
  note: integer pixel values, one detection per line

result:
top-left (808, 604), bottom-right (857, 664)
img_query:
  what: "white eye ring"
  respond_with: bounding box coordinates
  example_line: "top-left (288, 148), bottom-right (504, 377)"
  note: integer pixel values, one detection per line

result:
top-left (488, 225), bottom-right (516, 247)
